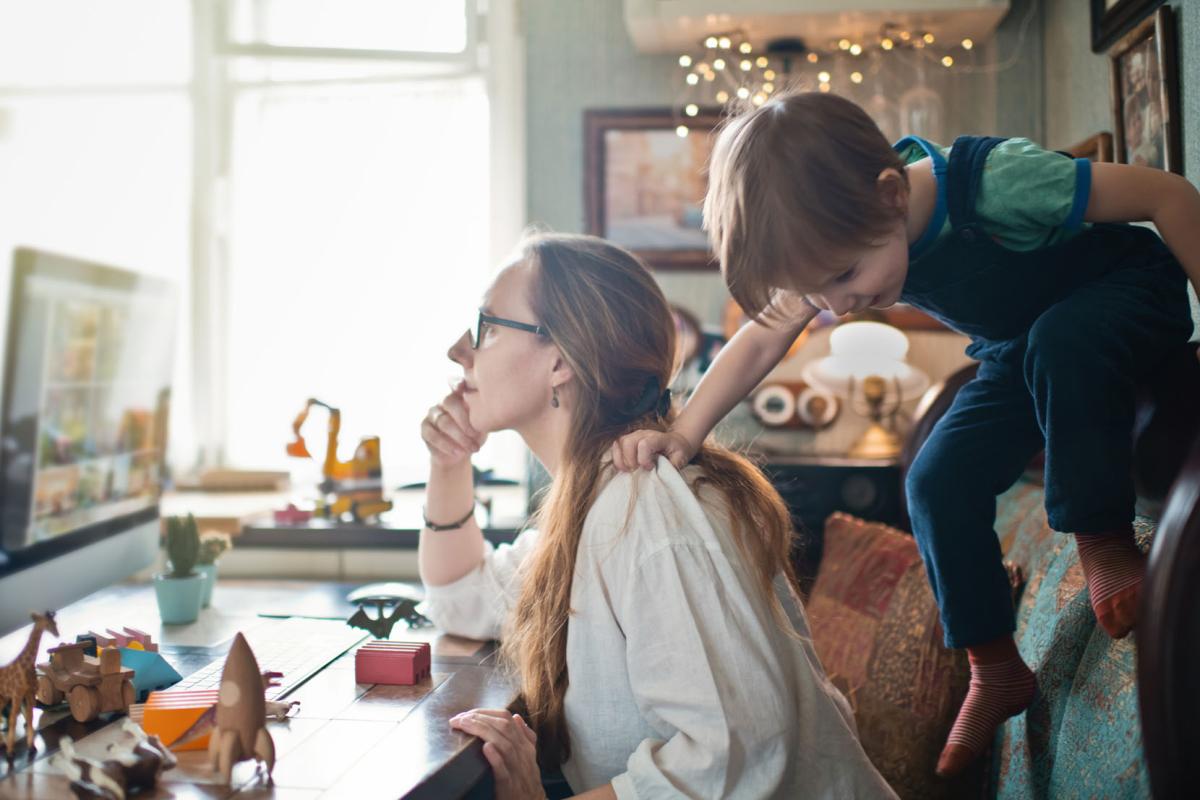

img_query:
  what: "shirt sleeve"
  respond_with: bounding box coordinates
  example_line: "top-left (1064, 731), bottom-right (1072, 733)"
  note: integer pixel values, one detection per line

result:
top-left (601, 478), bottom-right (797, 798)
top-left (974, 137), bottom-right (1093, 249)
top-left (419, 529), bottom-right (539, 641)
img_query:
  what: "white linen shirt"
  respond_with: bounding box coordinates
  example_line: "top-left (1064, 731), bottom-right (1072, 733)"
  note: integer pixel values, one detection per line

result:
top-left (422, 459), bottom-right (897, 799)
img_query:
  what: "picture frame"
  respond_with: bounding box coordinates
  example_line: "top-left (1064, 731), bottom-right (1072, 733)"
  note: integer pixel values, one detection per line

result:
top-left (1108, 5), bottom-right (1181, 174)
top-left (1064, 132), bottom-right (1115, 163)
top-left (1091, 0), bottom-right (1164, 53)
top-left (584, 108), bottom-right (724, 271)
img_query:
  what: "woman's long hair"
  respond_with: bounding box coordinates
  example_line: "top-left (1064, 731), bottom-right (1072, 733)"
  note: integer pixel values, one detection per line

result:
top-left (501, 232), bottom-right (800, 767)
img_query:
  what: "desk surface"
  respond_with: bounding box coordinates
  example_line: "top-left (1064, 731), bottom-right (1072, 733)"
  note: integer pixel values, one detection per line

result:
top-left (160, 485), bottom-right (530, 540)
top-left (0, 579), bottom-right (514, 799)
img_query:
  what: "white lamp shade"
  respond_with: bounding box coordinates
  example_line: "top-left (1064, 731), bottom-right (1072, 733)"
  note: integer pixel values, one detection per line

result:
top-left (802, 321), bottom-right (930, 400)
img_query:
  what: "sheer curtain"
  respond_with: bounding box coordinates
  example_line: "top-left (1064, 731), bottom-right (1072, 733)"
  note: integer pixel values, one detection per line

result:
top-left (224, 76), bottom-right (495, 486)
top-left (0, 1), bottom-right (517, 488)
top-left (217, 0), bottom-right (511, 488)
top-left (0, 0), bottom-right (194, 468)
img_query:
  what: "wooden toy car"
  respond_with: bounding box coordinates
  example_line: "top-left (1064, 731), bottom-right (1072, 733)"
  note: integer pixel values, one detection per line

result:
top-left (36, 641), bottom-right (136, 722)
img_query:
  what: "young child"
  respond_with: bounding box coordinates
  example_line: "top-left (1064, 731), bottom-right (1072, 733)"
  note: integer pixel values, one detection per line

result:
top-left (612, 91), bottom-right (1200, 777)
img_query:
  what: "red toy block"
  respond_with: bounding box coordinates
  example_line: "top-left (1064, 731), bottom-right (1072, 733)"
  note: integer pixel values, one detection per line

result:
top-left (354, 641), bottom-right (431, 685)
top-left (274, 503), bottom-right (314, 525)
top-left (360, 641), bottom-right (430, 675)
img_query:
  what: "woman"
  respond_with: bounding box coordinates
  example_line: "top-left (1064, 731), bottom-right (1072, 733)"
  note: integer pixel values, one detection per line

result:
top-left (420, 233), bottom-right (895, 799)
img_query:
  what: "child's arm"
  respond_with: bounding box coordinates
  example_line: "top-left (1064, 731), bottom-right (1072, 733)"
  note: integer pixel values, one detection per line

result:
top-left (1085, 162), bottom-right (1200, 303)
top-left (612, 302), bottom-right (818, 470)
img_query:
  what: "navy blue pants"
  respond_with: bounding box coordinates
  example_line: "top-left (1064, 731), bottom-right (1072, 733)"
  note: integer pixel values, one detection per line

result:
top-left (905, 263), bottom-right (1194, 648)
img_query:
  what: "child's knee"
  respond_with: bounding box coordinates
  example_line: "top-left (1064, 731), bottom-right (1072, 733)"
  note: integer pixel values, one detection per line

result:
top-left (905, 449), bottom-right (947, 517)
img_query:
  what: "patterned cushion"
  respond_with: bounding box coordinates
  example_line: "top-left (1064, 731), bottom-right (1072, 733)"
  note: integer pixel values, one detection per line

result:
top-left (990, 480), bottom-right (1152, 799)
top-left (807, 513), bottom-right (982, 799)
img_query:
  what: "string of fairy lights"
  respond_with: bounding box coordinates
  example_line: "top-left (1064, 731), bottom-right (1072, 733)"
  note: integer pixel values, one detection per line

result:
top-left (672, 26), bottom-right (979, 137)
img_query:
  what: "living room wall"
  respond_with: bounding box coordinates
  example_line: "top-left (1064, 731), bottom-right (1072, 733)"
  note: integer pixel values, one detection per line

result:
top-left (1043, 0), bottom-right (1196, 176)
top-left (523, 0), bottom-right (1044, 325)
top-left (1043, 0), bottom-right (1199, 331)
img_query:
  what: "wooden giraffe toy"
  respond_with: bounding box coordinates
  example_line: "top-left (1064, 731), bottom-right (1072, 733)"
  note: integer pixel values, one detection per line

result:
top-left (2, 609), bottom-right (59, 763)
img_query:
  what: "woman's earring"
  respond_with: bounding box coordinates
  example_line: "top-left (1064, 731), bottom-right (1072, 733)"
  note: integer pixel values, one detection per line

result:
top-left (551, 386), bottom-right (560, 408)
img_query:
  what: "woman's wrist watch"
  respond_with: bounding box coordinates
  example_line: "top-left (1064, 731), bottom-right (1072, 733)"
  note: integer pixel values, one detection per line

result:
top-left (422, 503), bottom-right (476, 531)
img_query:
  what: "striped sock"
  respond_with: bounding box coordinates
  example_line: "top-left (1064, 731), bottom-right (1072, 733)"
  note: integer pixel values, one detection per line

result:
top-left (1075, 531), bottom-right (1145, 639)
top-left (937, 646), bottom-right (1036, 778)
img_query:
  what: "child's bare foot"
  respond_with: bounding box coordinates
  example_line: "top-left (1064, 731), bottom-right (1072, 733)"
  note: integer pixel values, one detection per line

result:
top-left (1075, 531), bottom-right (1145, 639)
top-left (937, 639), bottom-right (1036, 778)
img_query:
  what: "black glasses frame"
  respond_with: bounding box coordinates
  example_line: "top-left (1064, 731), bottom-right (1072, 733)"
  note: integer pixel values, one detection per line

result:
top-left (472, 309), bottom-right (549, 350)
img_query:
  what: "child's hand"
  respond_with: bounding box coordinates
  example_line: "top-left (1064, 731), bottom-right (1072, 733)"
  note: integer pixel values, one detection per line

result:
top-left (421, 382), bottom-right (486, 468)
top-left (611, 429), bottom-right (696, 472)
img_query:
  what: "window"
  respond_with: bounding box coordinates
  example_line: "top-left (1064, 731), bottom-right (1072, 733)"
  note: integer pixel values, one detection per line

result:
top-left (211, 0), bottom-right (519, 486)
top-left (1, 0), bottom-right (526, 490)
top-left (0, 0), bottom-right (195, 468)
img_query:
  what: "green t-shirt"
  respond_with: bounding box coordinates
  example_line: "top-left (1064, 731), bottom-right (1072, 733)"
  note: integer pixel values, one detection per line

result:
top-left (896, 138), bottom-right (1091, 251)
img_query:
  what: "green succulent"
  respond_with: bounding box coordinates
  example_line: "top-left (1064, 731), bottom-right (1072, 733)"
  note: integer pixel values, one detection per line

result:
top-left (198, 532), bottom-right (231, 565)
top-left (165, 514), bottom-right (200, 578)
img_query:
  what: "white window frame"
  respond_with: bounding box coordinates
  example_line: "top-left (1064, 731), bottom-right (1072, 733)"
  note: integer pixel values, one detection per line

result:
top-left (186, 0), bottom-right (525, 470)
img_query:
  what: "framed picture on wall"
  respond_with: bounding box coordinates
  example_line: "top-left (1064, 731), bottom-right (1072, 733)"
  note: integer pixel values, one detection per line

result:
top-left (1109, 5), bottom-right (1181, 174)
top-left (1091, 0), bottom-right (1164, 53)
top-left (1065, 132), bottom-right (1115, 163)
top-left (584, 108), bottom-right (723, 271)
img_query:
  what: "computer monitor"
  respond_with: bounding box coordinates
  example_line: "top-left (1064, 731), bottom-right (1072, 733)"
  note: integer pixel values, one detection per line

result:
top-left (0, 248), bottom-right (176, 635)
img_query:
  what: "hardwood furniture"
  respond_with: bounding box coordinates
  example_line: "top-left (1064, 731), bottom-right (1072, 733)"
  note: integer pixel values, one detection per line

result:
top-left (161, 485), bottom-right (527, 547)
top-left (763, 454), bottom-right (903, 591)
top-left (1138, 433), bottom-right (1200, 800)
top-left (0, 579), bottom-right (514, 799)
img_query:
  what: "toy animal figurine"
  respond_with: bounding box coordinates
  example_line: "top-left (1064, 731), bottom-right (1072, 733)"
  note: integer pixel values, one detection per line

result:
top-left (208, 632), bottom-right (275, 785)
top-left (1, 609), bottom-right (59, 763)
top-left (51, 718), bottom-right (176, 800)
top-left (347, 596), bottom-right (429, 639)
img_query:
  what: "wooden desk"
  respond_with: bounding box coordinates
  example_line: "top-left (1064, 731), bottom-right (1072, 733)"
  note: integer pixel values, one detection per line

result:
top-left (160, 486), bottom-right (529, 554)
top-left (0, 580), bottom-right (515, 799)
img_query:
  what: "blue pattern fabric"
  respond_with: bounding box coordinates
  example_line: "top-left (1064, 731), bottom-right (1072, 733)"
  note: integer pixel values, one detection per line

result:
top-left (989, 479), bottom-right (1151, 799)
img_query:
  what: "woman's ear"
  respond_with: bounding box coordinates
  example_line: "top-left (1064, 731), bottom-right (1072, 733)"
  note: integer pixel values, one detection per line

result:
top-left (876, 167), bottom-right (908, 214)
top-left (549, 350), bottom-right (574, 392)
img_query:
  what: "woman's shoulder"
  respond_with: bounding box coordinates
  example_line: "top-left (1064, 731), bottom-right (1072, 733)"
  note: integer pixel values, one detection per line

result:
top-left (584, 457), bottom-right (726, 557)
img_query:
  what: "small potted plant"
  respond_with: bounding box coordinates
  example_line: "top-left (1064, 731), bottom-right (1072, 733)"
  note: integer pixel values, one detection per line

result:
top-left (154, 514), bottom-right (204, 624)
top-left (196, 532), bottom-right (231, 608)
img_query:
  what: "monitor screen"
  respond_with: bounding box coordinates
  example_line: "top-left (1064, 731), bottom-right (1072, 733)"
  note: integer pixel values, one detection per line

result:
top-left (0, 248), bottom-right (176, 577)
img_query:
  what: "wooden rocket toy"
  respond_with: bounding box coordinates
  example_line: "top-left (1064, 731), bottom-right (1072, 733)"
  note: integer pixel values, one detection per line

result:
top-left (207, 632), bottom-right (275, 785)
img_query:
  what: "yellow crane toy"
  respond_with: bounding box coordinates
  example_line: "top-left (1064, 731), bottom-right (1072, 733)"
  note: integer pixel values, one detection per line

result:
top-left (285, 398), bottom-right (393, 523)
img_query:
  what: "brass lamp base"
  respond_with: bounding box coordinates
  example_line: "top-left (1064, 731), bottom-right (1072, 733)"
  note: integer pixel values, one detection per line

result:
top-left (848, 421), bottom-right (902, 460)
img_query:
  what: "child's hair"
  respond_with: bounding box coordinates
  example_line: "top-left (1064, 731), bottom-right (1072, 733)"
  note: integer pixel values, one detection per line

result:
top-left (500, 231), bottom-right (801, 768)
top-left (704, 90), bottom-right (909, 321)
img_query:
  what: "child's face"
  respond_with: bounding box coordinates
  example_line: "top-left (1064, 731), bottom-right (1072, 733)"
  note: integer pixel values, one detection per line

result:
top-left (802, 221), bottom-right (909, 316)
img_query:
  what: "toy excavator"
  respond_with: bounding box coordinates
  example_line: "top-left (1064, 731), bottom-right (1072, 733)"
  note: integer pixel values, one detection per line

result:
top-left (286, 398), bottom-right (393, 523)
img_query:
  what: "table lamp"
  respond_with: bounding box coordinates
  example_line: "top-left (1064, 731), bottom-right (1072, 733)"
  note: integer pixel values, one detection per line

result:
top-left (801, 321), bottom-right (929, 459)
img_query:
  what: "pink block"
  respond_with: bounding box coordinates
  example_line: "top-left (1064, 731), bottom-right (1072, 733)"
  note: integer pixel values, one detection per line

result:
top-left (360, 642), bottom-right (430, 677)
top-left (354, 641), bottom-right (431, 685)
top-left (356, 652), bottom-right (418, 685)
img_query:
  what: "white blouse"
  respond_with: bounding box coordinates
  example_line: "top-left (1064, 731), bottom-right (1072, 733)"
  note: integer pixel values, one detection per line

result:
top-left (422, 459), bottom-right (897, 799)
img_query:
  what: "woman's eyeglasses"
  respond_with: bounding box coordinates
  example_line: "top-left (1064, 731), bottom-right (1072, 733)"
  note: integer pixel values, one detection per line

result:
top-left (471, 309), bottom-right (549, 350)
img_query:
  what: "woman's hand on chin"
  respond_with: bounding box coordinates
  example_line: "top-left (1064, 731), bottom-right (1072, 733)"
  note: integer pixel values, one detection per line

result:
top-left (422, 383), bottom-right (486, 469)
top-left (449, 709), bottom-right (546, 800)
